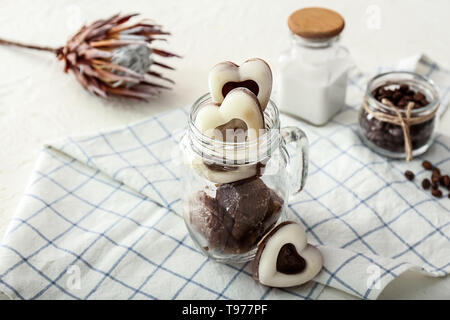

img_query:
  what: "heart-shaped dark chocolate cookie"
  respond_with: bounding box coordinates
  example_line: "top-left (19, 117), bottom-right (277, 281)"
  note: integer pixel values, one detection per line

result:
top-left (253, 221), bottom-right (323, 288)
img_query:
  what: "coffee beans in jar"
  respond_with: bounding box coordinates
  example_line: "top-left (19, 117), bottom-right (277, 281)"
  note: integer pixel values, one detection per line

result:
top-left (359, 72), bottom-right (440, 161)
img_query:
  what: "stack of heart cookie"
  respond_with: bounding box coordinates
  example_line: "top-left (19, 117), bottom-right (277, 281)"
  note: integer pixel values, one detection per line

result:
top-left (191, 58), bottom-right (273, 184)
top-left (197, 58), bottom-right (273, 138)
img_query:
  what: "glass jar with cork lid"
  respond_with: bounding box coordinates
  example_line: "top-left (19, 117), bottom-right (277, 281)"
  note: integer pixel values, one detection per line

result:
top-left (277, 7), bottom-right (353, 126)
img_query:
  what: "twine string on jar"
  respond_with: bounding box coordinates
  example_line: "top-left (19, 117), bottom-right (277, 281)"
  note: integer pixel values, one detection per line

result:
top-left (362, 99), bottom-right (439, 161)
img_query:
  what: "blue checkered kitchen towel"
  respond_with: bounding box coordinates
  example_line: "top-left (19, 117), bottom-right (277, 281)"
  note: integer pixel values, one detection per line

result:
top-left (0, 55), bottom-right (449, 300)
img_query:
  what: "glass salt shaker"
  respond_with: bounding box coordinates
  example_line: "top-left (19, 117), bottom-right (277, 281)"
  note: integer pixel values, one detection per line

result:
top-left (277, 7), bottom-right (353, 126)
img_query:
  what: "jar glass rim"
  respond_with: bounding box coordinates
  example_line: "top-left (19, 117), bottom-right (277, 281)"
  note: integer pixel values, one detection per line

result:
top-left (366, 71), bottom-right (440, 115)
top-left (187, 93), bottom-right (281, 164)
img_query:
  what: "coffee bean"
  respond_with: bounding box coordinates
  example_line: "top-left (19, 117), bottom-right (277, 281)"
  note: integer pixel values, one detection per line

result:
top-left (384, 90), bottom-right (394, 98)
top-left (422, 161), bottom-right (433, 170)
top-left (397, 99), bottom-right (407, 107)
top-left (439, 175), bottom-right (450, 187)
top-left (413, 92), bottom-right (425, 101)
top-left (432, 181), bottom-right (439, 189)
top-left (404, 170), bottom-right (415, 181)
top-left (422, 179), bottom-right (431, 190)
top-left (432, 189), bottom-right (443, 198)
top-left (432, 167), bottom-right (441, 177)
top-left (431, 174), bottom-right (439, 183)
top-left (393, 91), bottom-right (402, 103)
top-left (399, 84), bottom-right (409, 92)
top-left (444, 174), bottom-right (450, 188)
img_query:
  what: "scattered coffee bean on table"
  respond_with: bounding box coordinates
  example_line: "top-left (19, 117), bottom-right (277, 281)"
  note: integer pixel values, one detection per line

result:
top-left (405, 160), bottom-right (450, 200)
top-left (444, 175), bottom-right (450, 187)
top-left (432, 189), bottom-right (443, 198)
top-left (431, 175), bottom-right (439, 184)
top-left (422, 179), bottom-right (431, 190)
top-left (439, 175), bottom-right (449, 187)
top-left (422, 161), bottom-right (433, 170)
top-left (404, 170), bottom-right (415, 181)
top-left (433, 167), bottom-right (441, 177)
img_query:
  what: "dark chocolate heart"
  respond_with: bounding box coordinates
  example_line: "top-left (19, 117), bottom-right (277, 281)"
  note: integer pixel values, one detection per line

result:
top-left (276, 243), bottom-right (306, 274)
top-left (222, 80), bottom-right (259, 98)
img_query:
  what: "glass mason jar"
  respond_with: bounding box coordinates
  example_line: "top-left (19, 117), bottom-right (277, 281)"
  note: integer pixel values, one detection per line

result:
top-left (179, 93), bottom-right (309, 263)
top-left (359, 71), bottom-right (440, 159)
top-left (277, 32), bottom-right (352, 126)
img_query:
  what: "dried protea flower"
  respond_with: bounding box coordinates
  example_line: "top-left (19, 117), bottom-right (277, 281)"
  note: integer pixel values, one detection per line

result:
top-left (0, 13), bottom-right (179, 100)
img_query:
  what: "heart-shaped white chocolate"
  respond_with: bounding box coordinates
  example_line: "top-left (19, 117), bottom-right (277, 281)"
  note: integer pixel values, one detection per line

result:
top-left (209, 58), bottom-right (272, 110)
top-left (188, 154), bottom-right (257, 184)
top-left (254, 221), bottom-right (323, 288)
top-left (195, 88), bottom-right (265, 141)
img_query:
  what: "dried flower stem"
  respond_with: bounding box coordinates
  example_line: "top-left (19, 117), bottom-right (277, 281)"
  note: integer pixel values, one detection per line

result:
top-left (0, 38), bottom-right (58, 54)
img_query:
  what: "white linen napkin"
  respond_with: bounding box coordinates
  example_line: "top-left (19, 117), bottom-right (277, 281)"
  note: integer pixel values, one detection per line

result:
top-left (0, 55), bottom-right (449, 300)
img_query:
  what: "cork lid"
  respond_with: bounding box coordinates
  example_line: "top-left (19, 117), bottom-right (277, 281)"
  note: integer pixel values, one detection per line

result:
top-left (288, 7), bottom-right (345, 40)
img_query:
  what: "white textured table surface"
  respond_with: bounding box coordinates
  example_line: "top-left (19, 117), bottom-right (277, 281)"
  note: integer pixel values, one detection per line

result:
top-left (0, 0), bottom-right (449, 300)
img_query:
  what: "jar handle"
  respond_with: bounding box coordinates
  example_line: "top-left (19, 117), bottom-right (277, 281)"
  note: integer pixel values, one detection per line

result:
top-left (281, 126), bottom-right (309, 194)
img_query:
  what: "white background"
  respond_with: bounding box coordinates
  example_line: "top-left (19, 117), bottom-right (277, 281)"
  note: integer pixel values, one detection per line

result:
top-left (0, 0), bottom-right (449, 299)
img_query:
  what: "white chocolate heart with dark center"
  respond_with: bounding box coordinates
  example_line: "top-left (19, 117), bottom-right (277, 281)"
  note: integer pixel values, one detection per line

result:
top-left (253, 221), bottom-right (323, 288)
top-left (209, 58), bottom-right (272, 110)
top-left (187, 153), bottom-right (258, 184)
top-left (195, 87), bottom-right (265, 141)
